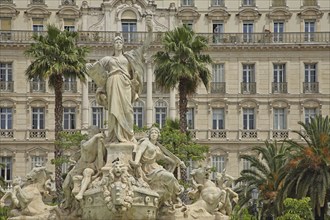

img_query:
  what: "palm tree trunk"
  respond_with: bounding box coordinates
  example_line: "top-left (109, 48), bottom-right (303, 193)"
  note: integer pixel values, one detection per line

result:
top-left (54, 75), bottom-right (64, 200)
top-left (178, 80), bottom-right (188, 133)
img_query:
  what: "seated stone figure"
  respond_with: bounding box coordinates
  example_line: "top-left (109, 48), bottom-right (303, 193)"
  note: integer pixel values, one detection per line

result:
top-left (129, 127), bottom-right (184, 207)
top-left (0, 166), bottom-right (58, 220)
top-left (62, 126), bottom-right (106, 211)
top-left (178, 166), bottom-right (230, 220)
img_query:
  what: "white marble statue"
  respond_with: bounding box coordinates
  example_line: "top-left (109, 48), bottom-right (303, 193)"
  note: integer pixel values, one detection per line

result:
top-left (86, 13), bottom-right (153, 143)
top-left (62, 126), bottom-right (106, 212)
top-left (0, 166), bottom-right (58, 220)
top-left (129, 127), bottom-right (185, 207)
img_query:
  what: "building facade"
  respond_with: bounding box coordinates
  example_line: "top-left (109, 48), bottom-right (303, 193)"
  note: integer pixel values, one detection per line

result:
top-left (0, 0), bottom-right (329, 186)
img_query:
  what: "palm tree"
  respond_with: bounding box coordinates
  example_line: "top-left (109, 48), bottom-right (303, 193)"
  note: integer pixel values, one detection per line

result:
top-left (24, 24), bottom-right (88, 195)
top-left (153, 26), bottom-right (212, 133)
top-left (235, 141), bottom-right (289, 218)
top-left (280, 115), bottom-right (330, 220)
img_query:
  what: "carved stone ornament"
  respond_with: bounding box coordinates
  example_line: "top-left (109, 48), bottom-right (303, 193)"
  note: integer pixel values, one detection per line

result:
top-left (0, 5), bottom-right (20, 17)
top-left (267, 8), bottom-right (292, 21)
top-left (57, 7), bottom-right (81, 19)
top-left (236, 8), bottom-right (261, 21)
top-left (177, 8), bottom-right (200, 21)
top-left (24, 6), bottom-right (51, 18)
top-left (298, 8), bottom-right (323, 20)
top-left (205, 9), bottom-right (231, 21)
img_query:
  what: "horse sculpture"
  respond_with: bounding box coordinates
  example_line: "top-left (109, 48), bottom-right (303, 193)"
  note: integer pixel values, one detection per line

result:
top-left (0, 166), bottom-right (58, 220)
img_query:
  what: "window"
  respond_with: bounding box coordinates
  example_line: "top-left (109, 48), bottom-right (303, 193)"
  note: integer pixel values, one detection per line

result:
top-left (242, 64), bottom-right (255, 93)
top-left (155, 101), bottom-right (167, 129)
top-left (242, 158), bottom-right (251, 170)
top-left (305, 108), bottom-right (317, 124)
top-left (31, 156), bottom-right (45, 169)
top-left (63, 107), bottom-right (76, 130)
top-left (30, 76), bottom-right (45, 92)
top-left (273, 64), bottom-right (285, 83)
top-left (92, 107), bottom-right (104, 128)
top-left (211, 64), bottom-right (225, 93)
top-left (212, 0), bottom-right (225, 6)
top-left (273, 21), bottom-right (284, 42)
top-left (243, 21), bottom-right (254, 42)
top-left (274, 108), bottom-right (286, 129)
top-left (0, 18), bottom-right (12, 40)
top-left (213, 108), bottom-right (225, 129)
top-left (213, 22), bottom-right (224, 43)
top-left (242, 0), bottom-right (255, 6)
top-left (133, 107), bottom-right (143, 128)
top-left (0, 62), bottom-right (13, 92)
top-left (187, 108), bottom-right (194, 129)
top-left (64, 19), bottom-right (75, 31)
top-left (64, 76), bottom-right (76, 92)
top-left (212, 155), bottom-right (225, 179)
top-left (304, 20), bottom-right (315, 42)
top-left (122, 20), bottom-right (137, 43)
top-left (186, 158), bottom-right (195, 180)
top-left (273, 63), bottom-right (287, 93)
top-left (0, 157), bottom-right (12, 181)
top-left (304, 63), bottom-right (318, 93)
top-left (243, 108), bottom-right (255, 130)
top-left (182, 20), bottom-right (193, 30)
top-left (181, 0), bottom-right (194, 6)
top-left (0, 107), bottom-right (12, 129)
top-left (32, 18), bottom-right (44, 32)
top-left (32, 107), bottom-right (45, 129)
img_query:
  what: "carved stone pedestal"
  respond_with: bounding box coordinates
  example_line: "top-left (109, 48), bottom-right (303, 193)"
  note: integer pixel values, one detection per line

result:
top-left (102, 142), bottom-right (135, 169)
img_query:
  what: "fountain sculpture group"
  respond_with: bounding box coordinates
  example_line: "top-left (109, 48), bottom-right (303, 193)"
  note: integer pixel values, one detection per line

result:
top-left (0, 13), bottom-right (238, 220)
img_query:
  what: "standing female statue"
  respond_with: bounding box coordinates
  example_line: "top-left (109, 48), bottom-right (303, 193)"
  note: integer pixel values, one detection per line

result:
top-left (87, 13), bottom-right (153, 143)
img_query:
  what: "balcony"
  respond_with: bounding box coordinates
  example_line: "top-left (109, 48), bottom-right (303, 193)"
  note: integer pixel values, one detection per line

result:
top-left (30, 81), bottom-right (46, 93)
top-left (210, 130), bottom-right (227, 139)
top-left (28, 129), bottom-right (47, 139)
top-left (0, 81), bottom-right (14, 92)
top-left (210, 82), bottom-right (226, 94)
top-left (0, 0), bottom-right (13, 4)
top-left (303, 82), bottom-right (319, 93)
top-left (241, 130), bottom-right (258, 139)
top-left (63, 81), bottom-right (77, 93)
top-left (272, 82), bottom-right (287, 93)
top-left (272, 0), bottom-right (286, 7)
top-left (0, 129), bottom-right (14, 138)
top-left (241, 82), bottom-right (256, 94)
top-left (272, 130), bottom-right (289, 139)
top-left (1, 31), bottom-right (329, 46)
top-left (31, 0), bottom-right (45, 4)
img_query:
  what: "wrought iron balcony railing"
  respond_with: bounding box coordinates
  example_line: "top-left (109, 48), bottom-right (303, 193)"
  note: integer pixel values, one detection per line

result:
top-left (28, 129), bottom-right (47, 139)
top-left (0, 81), bottom-right (14, 92)
top-left (61, 0), bottom-right (75, 5)
top-left (272, 82), bottom-right (287, 93)
top-left (210, 82), bottom-right (226, 94)
top-left (31, 0), bottom-right (45, 4)
top-left (303, 82), bottom-right (319, 93)
top-left (0, 129), bottom-right (14, 138)
top-left (0, 31), bottom-right (329, 46)
top-left (241, 82), bottom-right (256, 94)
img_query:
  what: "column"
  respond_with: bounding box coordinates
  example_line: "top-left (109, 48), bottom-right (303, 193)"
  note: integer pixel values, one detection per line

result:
top-left (146, 60), bottom-right (153, 127)
top-left (82, 82), bottom-right (89, 130)
top-left (169, 89), bottom-right (176, 120)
